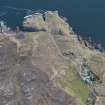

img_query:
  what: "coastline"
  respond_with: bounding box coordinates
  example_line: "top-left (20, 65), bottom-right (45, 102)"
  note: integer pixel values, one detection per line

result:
top-left (0, 11), bottom-right (105, 105)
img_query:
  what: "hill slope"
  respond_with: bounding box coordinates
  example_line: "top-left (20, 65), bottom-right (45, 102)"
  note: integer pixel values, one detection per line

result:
top-left (0, 11), bottom-right (105, 105)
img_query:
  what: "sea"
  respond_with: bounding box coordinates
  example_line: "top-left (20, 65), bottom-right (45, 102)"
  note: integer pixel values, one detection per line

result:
top-left (0, 0), bottom-right (105, 48)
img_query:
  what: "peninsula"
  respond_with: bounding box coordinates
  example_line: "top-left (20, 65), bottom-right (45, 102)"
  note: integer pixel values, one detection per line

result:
top-left (0, 11), bottom-right (105, 105)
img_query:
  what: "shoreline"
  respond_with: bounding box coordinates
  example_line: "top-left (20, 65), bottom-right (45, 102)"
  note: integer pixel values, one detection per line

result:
top-left (0, 11), bottom-right (104, 54)
top-left (0, 11), bottom-right (105, 105)
top-left (0, 7), bottom-right (104, 51)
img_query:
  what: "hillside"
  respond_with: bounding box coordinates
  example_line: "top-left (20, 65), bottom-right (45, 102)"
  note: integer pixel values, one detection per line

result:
top-left (0, 11), bottom-right (105, 105)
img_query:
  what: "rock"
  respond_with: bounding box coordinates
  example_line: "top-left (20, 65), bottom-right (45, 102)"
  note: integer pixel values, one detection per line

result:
top-left (95, 97), bottom-right (105, 105)
top-left (0, 80), bottom-right (17, 105)
top-left (23, 13), bottom-right (48, 31)
top-left (95, 85), bottom-right (105, 97)
top-left (44, 11), bottom-right (70, 35)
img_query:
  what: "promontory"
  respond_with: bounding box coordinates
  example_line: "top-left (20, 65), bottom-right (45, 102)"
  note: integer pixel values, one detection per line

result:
top-left (0, 11), bottom-right (105, 105)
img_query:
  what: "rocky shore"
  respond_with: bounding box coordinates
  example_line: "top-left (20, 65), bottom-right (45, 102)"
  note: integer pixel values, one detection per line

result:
top-left (0, 11), bottom-right (105, 105)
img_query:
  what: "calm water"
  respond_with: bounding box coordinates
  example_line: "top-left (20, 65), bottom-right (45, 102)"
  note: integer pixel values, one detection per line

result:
top-left (0, 0), bottom-right (105, 47)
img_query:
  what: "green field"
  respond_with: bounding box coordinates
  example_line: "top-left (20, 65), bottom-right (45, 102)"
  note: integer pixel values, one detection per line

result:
top-left (60, 63), bottom-right (90, 105)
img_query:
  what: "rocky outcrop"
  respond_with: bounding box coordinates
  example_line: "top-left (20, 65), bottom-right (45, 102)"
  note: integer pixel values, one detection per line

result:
top-left (0, 11), bottom-right (105, 105)
top-left (23, 13), bottom-right (48, 31)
